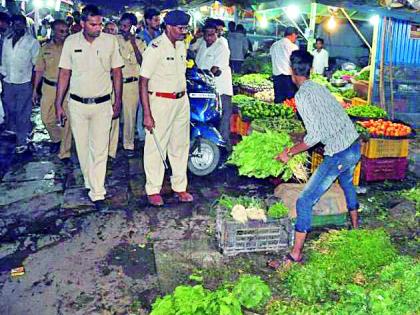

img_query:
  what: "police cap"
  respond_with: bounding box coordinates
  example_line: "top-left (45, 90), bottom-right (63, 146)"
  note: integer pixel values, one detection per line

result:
top-left (164, 10), bottom-right (190, 26)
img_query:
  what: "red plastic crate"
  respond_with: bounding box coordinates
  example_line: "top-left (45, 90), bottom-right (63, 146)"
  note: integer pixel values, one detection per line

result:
top-left (361, 157), bottom-right (408, 182)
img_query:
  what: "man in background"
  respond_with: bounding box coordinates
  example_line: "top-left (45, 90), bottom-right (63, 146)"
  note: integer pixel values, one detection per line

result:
top-left (104, 21), bottom-right (118, 35)
top-left (139, 8), bottom-right (161, 45)
top-left (0, 14), bottom-right (40, 153)
top-left (228, 24), bottom-right (248, 74)
top-left (33, 20), bottom-right (72, 161)
top-left (312, 38), bottom-right (329, 75)
top-left (270, 26), bottom-right (299, 103)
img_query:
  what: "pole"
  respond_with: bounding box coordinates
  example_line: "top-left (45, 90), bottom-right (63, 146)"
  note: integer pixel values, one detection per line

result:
top-left (340, 8), bottom-right (372, 52)
top-left (307, 1), bottom-right (317, 52)
top-left (367, 16), bottom-right (379, 104)
top-left (379, 17), bottom-right (387, 108)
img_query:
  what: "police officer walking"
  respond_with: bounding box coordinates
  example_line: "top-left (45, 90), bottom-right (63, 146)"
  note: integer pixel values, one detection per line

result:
top-left (117, 13), bottom-right (146, 157)
top-left (33, 20), bottom-right (72, 160)
top-left (54, 4), bottom-right (124, 210)
top-left (140, 10), bottom-right (193, 206)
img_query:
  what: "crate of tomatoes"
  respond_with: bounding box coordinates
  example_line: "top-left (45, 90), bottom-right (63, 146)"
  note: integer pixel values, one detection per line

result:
top-left (357, 119), bottom-right (415, 159)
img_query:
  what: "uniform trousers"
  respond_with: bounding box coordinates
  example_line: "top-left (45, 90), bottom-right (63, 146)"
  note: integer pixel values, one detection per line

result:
top-left (122, 80), bottom-right (140, 150)
top-left (144, 94), bottom-right (190, 195)
top-left (40, 84), bottom-right (72, 159)
top-left (68, 99), bottom-right (113, 201)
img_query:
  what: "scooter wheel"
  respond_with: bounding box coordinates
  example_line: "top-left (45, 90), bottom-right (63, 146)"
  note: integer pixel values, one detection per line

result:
top-left (188, 139), bottom-right (220, 176)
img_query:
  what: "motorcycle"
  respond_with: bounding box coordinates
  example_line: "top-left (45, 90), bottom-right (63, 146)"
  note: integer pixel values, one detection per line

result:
top-left (186, 65), bottom-right (225, 176)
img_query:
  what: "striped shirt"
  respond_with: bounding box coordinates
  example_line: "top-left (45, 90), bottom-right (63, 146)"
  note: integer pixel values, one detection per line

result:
top-left (295, 80), bottom-right (359, 156)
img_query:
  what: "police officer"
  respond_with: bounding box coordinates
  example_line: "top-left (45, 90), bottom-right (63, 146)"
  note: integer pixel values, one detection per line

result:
top-left (54, 4), bottom-right (124, 210)
top-left (117, 12), bottom-right (146, 157)
top-left (140, 10), bottom-right (193, 206)
top-left (33, 19), bottom-right (72, 160)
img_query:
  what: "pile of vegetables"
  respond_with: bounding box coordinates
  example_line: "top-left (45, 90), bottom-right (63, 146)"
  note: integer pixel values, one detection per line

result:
top-left (357, 119), bottom-right (412, 137)
top-left (251, 117), bottom-right (305, 134)
top-left (355, 69), bottom-right (370, 81)
top-left (242, 53), bottom-right (273, 75)
top-left (332, 69), bottom-right (357, 80)
top-left (151, 274), bottom-right (271, 315)
top-left (311, 73), bottom-right (340, 94)
top-left (282, 98), bottom-right (296, 113)
top-left (346, 104), bottom-right (387, 118)
top-left (340, 89), bottom-right (358, 99)
top-left (254, 89), bottom-right (275, 103)
top-left (240, 101), bottom-right (295, 120)
top-left (217, 195), bottom-right (289, 223)
top-left (228, 131), bottom-right (308, 181)
top-left (232, 73), bottom-right (241, 86)
top-left (268, 229), bottom-right (419, 315)
top-left (237, 73), bottom-right (273, 90)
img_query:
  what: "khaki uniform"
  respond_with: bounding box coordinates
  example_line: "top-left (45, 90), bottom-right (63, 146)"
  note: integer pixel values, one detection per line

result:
top-left (35, 40), bottom-right (72, 159)
top-left (140, 33), bottom-right (190, 195)
top-left (59, 32), bottom-right (124, 201)
top-left (118, 35), bottom-right (146, 150)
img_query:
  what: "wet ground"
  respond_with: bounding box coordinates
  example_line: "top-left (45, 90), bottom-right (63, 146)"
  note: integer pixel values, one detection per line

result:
top-left (0, 107), bottom-right (418, 315)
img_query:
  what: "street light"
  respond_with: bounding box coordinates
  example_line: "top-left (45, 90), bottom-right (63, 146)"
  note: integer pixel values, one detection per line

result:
top-left (285, 5), bottom-right (300, 20)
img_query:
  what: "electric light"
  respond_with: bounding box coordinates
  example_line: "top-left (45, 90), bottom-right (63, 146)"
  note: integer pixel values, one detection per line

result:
top-left (259, 15), bottom-right (268, 29)
top-left (369, 15), bottom-right (379, 26)
top-left (327, 16), bottom-right (337, 30)
top-left (33, 0), bottom-right (44, 9)
top-left (285, 5), bottom-right (300, 20)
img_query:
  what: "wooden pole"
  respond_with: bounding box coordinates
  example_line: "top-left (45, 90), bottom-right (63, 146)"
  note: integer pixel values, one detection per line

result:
top-left (367, 17), bottom-right (379, 104)
top-left (379, 17), bottom-right (387, 109)
top-left (388, 19), bottom-right (395, 119)
top-left (340, 8), bottom-right (372, 51)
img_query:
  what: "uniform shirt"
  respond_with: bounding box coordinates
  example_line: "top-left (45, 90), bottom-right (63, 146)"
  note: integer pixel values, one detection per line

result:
top-left (0, 33), bottom-right (40, 84)
top-left (116, 35), bottom-right (146, 78)
top-left (312, 48), bottom-right (329, 75)
top-left (139, 28), bottom-right (161, 46)
top-left (270, 37), bottom-right (298, 76)
top-left (59, 31), bottom-right (124, 98)
top-left (195, 39), bottom-right (233, 96)
top-left (219, 36), bottom-right (229, 49)
top-left (35, 40), bottom-right (64, 81)
top-left (140, 33), bottom-right (187, 93)
top-left (295, 80), bottom-right (359, 156)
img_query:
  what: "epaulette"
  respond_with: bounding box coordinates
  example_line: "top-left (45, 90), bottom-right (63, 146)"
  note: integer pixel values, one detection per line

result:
top-left (151, 43), bottom-right (158, 48)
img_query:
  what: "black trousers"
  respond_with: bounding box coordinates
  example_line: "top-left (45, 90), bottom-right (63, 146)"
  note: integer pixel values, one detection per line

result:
top-left (273, 74), bottom-right (297, 104)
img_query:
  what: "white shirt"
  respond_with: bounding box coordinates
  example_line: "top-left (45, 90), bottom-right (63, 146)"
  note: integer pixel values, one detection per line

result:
top-left (312, 48), bottom-right (329, 74)
top-left (270, 37), bottom-right (298, 76)
top-left (0, 33), bottom-right (40, 84)
top-left (219, 36), bottom-right (229, 49)
top-left (195, 39), bottom-right (233, 96)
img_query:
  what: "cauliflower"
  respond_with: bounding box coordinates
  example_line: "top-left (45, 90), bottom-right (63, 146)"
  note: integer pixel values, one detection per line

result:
top-left (246, 207), bottom-right (267, 222)
top-left (231, 204), bottom-right (248, 224)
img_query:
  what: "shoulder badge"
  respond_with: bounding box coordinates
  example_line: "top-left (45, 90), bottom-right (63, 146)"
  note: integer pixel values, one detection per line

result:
top-left (151, 43), bottom-right (158, 48)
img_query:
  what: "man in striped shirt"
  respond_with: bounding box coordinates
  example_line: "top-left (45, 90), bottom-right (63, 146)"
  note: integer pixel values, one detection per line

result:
top-left (273, 50), bottom-right (361, 267)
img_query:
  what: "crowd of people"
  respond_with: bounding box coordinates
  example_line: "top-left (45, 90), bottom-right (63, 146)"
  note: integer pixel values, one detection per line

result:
top-left (0, 4), bottom-right (359, 266)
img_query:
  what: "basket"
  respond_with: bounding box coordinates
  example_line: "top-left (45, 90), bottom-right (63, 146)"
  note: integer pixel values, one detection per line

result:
top-left (352, 79), bottom-right (368, 99)
top-left (361, 157), bottom-right (408, 182)
top-left (216, 206), bottom-right (293, 256)
top-left (311, 151), bottom-right (361, 186)
top-left (362, 138), bottom-right (409, 158)
top-left (351, 97), bottom-right (368, 107)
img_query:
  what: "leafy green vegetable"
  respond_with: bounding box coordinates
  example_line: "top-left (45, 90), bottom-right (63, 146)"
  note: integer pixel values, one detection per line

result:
top-left (346, 105), bottom-right (387, 118)
top-left (228, 131), bottom-right (308, 181)
top-left (356, 70), bottom-right (370, 81)
top-left (217, 195), bottom-right (264, 211)
top-left (400, 185), bottom-right (420, 214)
top-left (341, 89), bottom-right (358, 99)
top-left (151, 275), bottom-right (272, 315)
top-left (251, 117), bottom-right (305, 134)
top-left (267, 202), bottom-right (289, 219)
top-left (332, 69), bottom-right (357, 79)
top-left (237, 73), bottom-right (273, 90)
top-left (233, 275), bottom-right (271, 309)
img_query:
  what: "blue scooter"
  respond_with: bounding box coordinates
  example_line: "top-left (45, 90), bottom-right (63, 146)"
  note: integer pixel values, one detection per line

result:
top-left (186, 65), bottom-right (226, 176)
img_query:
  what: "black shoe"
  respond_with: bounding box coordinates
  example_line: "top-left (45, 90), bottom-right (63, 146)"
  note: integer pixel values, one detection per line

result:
top-left (94, 200), bottom-right (109, 211)
top-left (50, 142), bottom-right (61, 154)
top-left (125, 149), bottom-right (135, 158)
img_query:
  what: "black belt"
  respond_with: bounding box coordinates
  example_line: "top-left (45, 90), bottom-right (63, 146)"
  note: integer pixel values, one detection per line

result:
top-left (70, 93), bottom-right (111, 104)
top-left (44, 78), bottom-right (57, 87)
top-left (123, 77), bottom-right (139, 84)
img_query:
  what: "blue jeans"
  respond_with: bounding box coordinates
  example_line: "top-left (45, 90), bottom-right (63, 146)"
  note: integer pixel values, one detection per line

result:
top-left (136, 101), bottom-right (145, 141)
top-left (295, 141), bottom-right (361, 233)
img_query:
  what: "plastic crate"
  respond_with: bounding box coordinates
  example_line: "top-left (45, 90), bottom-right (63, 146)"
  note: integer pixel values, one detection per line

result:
top-left (237, 117), bottom-right (251, 136)
top-left (311, 151), bottom-right (361, 186)
top-left (351, 97), bottom-right (368, 106)
top-left (216, 206), bottom-right (293, 256)
top-left (361, 157), bottom-right (408, 182)
top-left (230, 114), bottom-right (240, 134)
top-left (361, 138), bottom-right (409, 158)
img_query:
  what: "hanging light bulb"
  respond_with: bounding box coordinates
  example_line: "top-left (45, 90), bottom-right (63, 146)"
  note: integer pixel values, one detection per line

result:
top-left (259, 15), bottom-right (268, 29)
top-left (327, 16), bottom-right (337, 30)
top-left (285, 5), bottom-right (300, 20)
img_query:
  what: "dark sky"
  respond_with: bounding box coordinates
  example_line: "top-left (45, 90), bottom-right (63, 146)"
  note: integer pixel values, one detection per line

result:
top-left (85, 0), bottom-right (180, 11)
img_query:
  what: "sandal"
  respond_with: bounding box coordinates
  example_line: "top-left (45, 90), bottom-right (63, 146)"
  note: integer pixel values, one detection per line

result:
top-left (267, 253), bottom-right (303, 270)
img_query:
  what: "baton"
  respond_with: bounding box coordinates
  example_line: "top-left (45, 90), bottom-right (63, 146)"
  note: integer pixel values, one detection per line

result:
top-left (151, 129), bottom-right (168, 169)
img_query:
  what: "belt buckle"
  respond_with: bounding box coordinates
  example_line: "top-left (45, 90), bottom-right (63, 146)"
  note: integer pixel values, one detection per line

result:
top-left (176, 92), bottom-right (183, 98)
top-left (86, 98), bottom-right (96, 104)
